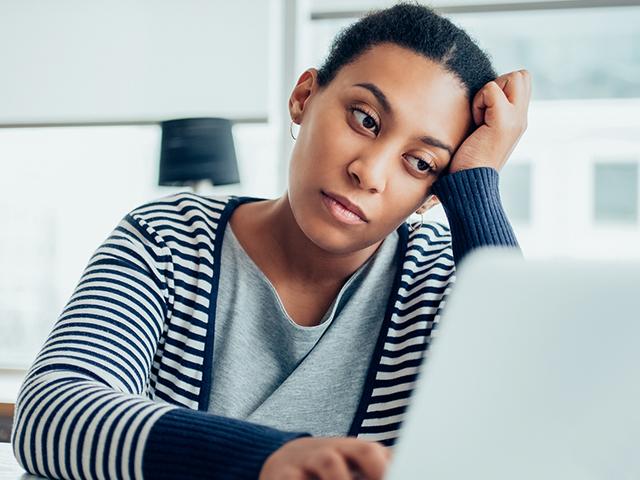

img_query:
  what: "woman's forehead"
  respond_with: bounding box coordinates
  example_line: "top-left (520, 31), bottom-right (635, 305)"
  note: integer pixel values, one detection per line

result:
top-left (331, 44), bottom-right (467, 107)
top-left (326, 44), bottom-right (471, 144)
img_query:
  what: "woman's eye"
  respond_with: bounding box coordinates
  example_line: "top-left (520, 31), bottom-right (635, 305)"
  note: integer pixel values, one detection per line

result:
top-left (352, 108), bottom-right (379, 134)
top-left (405, 155), bottom-right (435, 174)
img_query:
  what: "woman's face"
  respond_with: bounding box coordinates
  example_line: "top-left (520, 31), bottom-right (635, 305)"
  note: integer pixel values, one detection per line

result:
top-left (288, 42), bottom-right (473, 254)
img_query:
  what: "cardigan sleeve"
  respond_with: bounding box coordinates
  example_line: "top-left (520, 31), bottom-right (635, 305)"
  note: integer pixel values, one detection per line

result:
top-left (431, 167), bottom-right (520, 264)
top-left (11, 212), bottom-right (308, 480)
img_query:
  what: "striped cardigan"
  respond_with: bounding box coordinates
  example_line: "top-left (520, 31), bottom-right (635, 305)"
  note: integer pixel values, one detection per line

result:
top-left (11, 167), bottom-right (517, 479)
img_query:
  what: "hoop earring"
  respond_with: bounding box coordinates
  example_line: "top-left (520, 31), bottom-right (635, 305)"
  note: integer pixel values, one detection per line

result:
top-left (289, 121), bottom-right (297, 140)
top-left (409, 211), bottom-right (424, 232)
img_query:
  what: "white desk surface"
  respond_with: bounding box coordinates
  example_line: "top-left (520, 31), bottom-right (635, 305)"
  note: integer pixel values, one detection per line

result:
top-left (0, 443), bottom-right (40, 480)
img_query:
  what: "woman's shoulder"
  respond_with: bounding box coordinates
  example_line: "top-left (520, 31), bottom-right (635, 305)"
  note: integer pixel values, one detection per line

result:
top-left (121, 192), bottom-right (238, 251)
top-left (129, 191), bottom-right (236, 221)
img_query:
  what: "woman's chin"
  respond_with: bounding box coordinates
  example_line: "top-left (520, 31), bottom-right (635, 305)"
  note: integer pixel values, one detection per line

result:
top-left (297, 218), bottom-right (375, 256)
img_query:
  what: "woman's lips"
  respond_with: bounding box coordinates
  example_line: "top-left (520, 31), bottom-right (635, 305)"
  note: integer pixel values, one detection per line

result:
top-left (321, 192), bottom-right (367, 225)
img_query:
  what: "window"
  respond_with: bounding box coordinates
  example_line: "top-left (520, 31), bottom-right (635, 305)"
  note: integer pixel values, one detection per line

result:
top-left (500, 162), bottom-right (533, 224)
top-left (594, 162), bottom-right (639, 223)
top-left (451, 6), bottom-right (640, 100)
top-left (306, 5), bottom-right (640, 101)
top-left (0, 123), bottom-right (277, 368)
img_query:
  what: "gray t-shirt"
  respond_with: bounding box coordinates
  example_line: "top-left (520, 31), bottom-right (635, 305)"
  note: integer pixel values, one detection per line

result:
top-left (208, 221), bottom-right (398, 436)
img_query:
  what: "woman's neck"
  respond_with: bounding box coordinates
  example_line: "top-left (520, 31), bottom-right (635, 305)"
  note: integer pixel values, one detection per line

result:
top-left (230, 193), bottom-right (382, 289)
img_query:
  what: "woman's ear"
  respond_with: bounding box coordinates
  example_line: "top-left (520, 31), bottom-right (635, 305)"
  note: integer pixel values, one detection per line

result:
top-left (418, 195), bottom-right (440, 213)
top-left (288, 68), bottom-right (319, 124)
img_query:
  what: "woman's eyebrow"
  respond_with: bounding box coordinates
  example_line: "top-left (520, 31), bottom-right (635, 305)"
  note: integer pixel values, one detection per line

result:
top-left (353, 82), bottom-right (392, 114)
top-left (419, 135), bottom-right (453, 158)
top-left (353, 82), bottom-right (454, 157)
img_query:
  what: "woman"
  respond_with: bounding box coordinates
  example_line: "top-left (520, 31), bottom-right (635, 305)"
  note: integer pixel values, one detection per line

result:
top-left (12, 3), bottom-right (530, 480)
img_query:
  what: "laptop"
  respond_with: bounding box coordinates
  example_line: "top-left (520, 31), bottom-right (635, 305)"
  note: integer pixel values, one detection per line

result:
top-left (386, 249), bottom-right (640, 479)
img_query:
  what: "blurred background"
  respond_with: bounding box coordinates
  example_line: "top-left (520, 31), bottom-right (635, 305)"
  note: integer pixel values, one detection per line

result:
top-left (1, 0), bottom-right (639, 425)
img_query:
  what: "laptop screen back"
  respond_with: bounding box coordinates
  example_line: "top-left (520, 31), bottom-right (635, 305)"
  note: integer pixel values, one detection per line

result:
top-left (387, 250), bottom-right (640, 479)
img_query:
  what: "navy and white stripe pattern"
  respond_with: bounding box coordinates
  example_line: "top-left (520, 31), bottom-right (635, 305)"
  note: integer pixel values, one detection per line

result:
top-left (11, 194), bottom-right (229, 478)
top-left (353, 222), bottom-right (455, 445)
top-left (10, 199), bottom-right (184, 479)
top-left (12, 167), bottom-right (517, 479)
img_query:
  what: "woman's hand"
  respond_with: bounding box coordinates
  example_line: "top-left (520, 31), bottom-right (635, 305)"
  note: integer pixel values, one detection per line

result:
top-left (260, 436), bottom-right (392, 480)
top-left (448, 69), bottom-right (532, 174)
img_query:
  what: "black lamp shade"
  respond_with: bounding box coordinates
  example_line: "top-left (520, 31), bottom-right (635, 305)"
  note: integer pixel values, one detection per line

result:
top-left (159, 117), bottom-right (240, 186)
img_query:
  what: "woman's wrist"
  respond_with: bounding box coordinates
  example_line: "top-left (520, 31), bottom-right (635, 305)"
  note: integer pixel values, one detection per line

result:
top-left (431, 167), bottom-right (518, 263)
top-left (144, 408), bottom-right (311, 480)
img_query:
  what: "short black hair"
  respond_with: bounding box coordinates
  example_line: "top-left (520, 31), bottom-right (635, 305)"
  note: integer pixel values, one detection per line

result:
top-left (317, 2), bottom-right (497, 101)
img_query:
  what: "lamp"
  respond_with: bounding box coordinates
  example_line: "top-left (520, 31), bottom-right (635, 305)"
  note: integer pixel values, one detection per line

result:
top-left (158, 117), bottom-right (240, 193)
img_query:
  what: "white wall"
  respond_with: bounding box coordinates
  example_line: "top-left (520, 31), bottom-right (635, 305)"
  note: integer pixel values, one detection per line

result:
top-left (0, 0), bottom-right (270, 124)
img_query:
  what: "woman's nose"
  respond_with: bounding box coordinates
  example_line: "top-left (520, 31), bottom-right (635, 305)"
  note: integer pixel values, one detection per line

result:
top-left (347, 146), bottom-right (395, 194)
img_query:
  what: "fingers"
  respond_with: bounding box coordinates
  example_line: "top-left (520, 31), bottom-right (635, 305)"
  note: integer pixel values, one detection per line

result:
top-left (278, 466), bottom-right (306, 480)
top-left (471, 90), bottom-right (486, 127)
top-left (471, 81), bottom-right (503, 127)
top-left (304, 448), bottom-right (353, 480)
top-left (472, 69), bottom-right (532, 129)
top-left (520, 68), bottom-right (533, 100)
top-left (336, 439), bottom-right (390, 480)
top-left (510, 70), bottom-right (532, 125)
top-left (260, 436), bottom-right (392, 480)
top-left (493, 69), bottom-right (531, 105)
top-left (506, 70), bottom-right (531, 131)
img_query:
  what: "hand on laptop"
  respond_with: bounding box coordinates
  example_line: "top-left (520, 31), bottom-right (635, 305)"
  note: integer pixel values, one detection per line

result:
top-left (448, 69), bottom-right (532, 174)
top-left (260, 436), bottom-right (392, 480)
